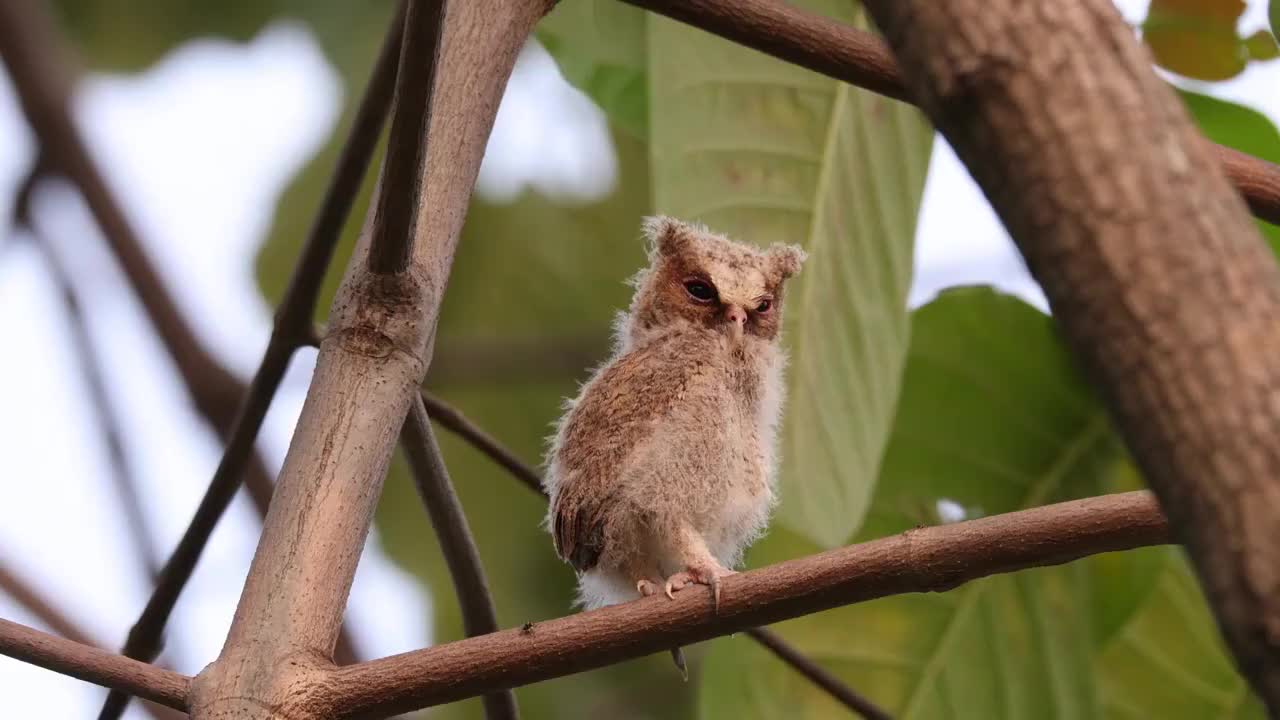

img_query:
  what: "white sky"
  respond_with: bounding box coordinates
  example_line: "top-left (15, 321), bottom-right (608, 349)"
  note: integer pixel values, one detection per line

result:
top-left (0, 1), bottom-right (1278, 717)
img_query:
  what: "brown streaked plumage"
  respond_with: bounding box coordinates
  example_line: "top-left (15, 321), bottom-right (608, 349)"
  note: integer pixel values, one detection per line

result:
top-left (544, 216), bottom-right (805, 619)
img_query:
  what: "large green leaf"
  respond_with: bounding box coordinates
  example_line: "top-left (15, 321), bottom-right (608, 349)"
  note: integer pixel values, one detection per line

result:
top-left (1098, 548), bottom-right (1266, 719)
top-left (1143, 0), bottom-right (1252, 80)
top-left (1177, 89), bottom-right (1280, 252)
top-left (646, 4), bottom-right (933, 548)
top-left (700, 288), bottom-right (1125, 718)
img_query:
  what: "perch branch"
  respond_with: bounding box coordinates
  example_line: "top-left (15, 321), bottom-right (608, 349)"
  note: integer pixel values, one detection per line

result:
top-left (418, 390), bottom-right (887, 719)
top-left (622, 0), bottom-right (1280, 227)
top-left (186, 2), bottom-right (555, 717)
top-left (0, 618), bottom-right (189, 712)
top-left (330, 491), bottom-right (1170, 718)
top-left (402, 394), bottom-right (518, 720)
top-left (858, 0), bottom-right (1280, 709)
top-left (369, 0), bottom-right (448, 275)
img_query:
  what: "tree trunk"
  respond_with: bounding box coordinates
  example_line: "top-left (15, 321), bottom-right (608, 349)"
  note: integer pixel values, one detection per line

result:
top-left (861, 0), bottom-right (1280, 711)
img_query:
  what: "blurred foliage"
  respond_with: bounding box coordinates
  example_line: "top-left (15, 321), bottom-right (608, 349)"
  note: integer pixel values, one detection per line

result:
top-left (1142, 0), bottom-right (1279, 80)
top-left (40, 0), bottom-right (1279, 717)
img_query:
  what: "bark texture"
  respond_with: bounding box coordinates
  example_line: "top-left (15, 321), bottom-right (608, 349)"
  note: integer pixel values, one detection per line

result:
top-left (861, 0), bottom-right (1280, 709)
top-left (186, 1), bottom-right (554, 717)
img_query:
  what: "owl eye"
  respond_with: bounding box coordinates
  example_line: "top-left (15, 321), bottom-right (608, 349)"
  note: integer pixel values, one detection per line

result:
top-left (756, 298), bottom-right (773, 313)
top-left (683, 279), bottom-right (717, 303)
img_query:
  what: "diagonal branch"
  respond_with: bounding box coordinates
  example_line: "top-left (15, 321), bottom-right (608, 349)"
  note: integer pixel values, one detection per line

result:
top-left (86, 0), bottom-right (412, 712)
top-left (369, 0), bottom-right (448, 275)
top-left (621, 0), bottom-right (1280, 228)
top-left (329, 491), bottom-right (1170, 719)
top-left (419, 391), bottom-right (888, 719)
top-left (0, 618), bottom-right (189, 712)
top-left (401, 393), bottom-right (518, 720)
top-left (186, 2), bottom-right (557, 717)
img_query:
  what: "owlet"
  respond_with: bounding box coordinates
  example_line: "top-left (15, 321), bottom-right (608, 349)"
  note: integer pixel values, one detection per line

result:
top-left (544, 216), bottom-right (806, 624)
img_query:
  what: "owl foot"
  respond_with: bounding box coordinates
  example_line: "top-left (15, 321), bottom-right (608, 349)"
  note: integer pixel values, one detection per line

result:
top-left (663, 566), bottom-right (736, 612)
top-left (636, 579), bottom-right (661, 597)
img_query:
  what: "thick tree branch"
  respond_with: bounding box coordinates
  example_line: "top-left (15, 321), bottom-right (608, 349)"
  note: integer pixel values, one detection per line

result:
top-left (330, 491), bottom-right (1169, 719)
top-left (369, 0), bottom-right (447, 275)
top-left (0, 618), bottom-right (189, 712)
top-left (402, 394), bottom-right (518, 720)
top-left (187, 2), bottom-right (555, 717)
top-left (622, 0), bottom-right (1280, 228)
top-left (419, 390), bottom-right (884, 719)
top-left (85, 1), bottom-right (411, 713)
top-left (859, 0), bottom-right (1280, 709)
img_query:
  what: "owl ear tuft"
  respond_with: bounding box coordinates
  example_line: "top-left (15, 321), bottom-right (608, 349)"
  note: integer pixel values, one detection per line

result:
top-left (768, 244), bottom-right (807, 279)
top-left (642, 215), bottom-right (695, 257)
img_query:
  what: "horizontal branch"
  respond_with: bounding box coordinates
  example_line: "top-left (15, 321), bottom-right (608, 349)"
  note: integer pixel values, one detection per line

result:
top-left (0, 618), bottom-right (189, 711)
top-left (623, 0), bottom-right (1280, 227)
top-left (330, 491), bottom-right (1169, 719)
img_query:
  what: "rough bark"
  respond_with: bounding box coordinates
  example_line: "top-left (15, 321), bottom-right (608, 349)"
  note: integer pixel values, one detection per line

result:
top-left (186, 1), bottom-right (554, 717)
top-left (861, 0), bottom-right (1280, 709)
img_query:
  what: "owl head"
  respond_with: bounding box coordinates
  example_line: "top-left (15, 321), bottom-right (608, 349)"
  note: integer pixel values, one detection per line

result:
top-left (624, 216), bottom-right (806, 345)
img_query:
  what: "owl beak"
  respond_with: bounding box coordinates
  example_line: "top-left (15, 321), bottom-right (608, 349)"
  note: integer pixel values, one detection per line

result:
top-left (726, 305), bottom-right (747, 340)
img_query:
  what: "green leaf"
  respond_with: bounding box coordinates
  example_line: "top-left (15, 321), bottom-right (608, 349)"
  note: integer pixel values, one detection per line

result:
top-left (1243, 29), bottom-right (1280, 60)
top-left (701, 288), bottom-right (1123, 718)
top-left (536, 1), bottom-right (649, 139)
top-left (1177, 89), bottom-right (1280, 253)
top-left (646, 4), bottom-right (933, 548)
top-left (1097, 548), bottom-right (1265, 719)
top-left (1143, 0), bottom-right (1249, 80)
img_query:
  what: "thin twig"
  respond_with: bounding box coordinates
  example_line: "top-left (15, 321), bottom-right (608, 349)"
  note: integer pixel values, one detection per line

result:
top-left (419, 390), bottom-right (885, 717)
top-left (369, 0), bottom-right (448, 274)
top-left (402, 394), bottom-right (519, 720)
top-left (92, 3), bottom-right (409, 714)
top-left (330, 491), bottom-right (1170, 718)
top-left (621, 0), bottom-right (1280, 227)
top-left (0, 562), bottom-right (182, 720)
top-left (420, 391), bottom-right (544, 497)
top-left (744, 628), bottom-right (891, 720)
top-left (30, 232), bottom-right (160, 581)
top-left (0, 618), bottom-right (189, 711)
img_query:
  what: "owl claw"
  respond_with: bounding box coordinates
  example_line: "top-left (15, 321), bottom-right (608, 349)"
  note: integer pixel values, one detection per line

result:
top-left (663, 567), bottom-right (736, 612)
top-left (636, 579), bottom-right (661, 597)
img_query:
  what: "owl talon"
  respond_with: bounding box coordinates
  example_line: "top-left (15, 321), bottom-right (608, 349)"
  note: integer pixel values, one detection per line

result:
top-left (663, 567), bottom-right (735, 611)
top-left (636, 579), bottom-right (660, 597)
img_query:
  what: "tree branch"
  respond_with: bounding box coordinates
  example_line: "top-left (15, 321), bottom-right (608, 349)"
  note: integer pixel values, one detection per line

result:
top-left (84, 0), bottom-right (411, 711)
top-left (743, 628), bottom-right (891, 720)
top-left (402, 394), bottom-right (518, 720)
top-left (621, 0), bottom-right (1280, 228)
top-left (0, 618), bottom-right (189, 712)
top-left (369, 0), bottom-right (448, 275)
top-left (858, 0), bottom-right (1280, 709)
top-left (186, 2), bottom-right (555, 717)
top-left (0, 562), bottom-right (182, 720)
top-left (420, 390), bottom-right (888, 717)
top-left (420, 391), bottom-right (544, 497)
top-left (329, 491), bottom-right (1169, 719)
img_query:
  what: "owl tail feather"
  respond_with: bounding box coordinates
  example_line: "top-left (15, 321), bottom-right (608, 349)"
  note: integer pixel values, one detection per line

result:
top-left (670, 647), bottom-right (688, 681)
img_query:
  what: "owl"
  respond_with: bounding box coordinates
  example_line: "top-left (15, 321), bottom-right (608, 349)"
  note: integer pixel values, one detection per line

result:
top-left (543, 216), bottom-right (806, 621)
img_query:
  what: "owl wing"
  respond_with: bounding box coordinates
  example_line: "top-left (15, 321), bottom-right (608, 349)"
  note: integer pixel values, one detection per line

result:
top-left (551, 339), bottom-right (697, 572)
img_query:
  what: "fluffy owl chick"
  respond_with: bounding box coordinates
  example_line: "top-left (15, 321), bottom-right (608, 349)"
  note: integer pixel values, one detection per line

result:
top-left (544, 216), bottom-right (805, 617)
